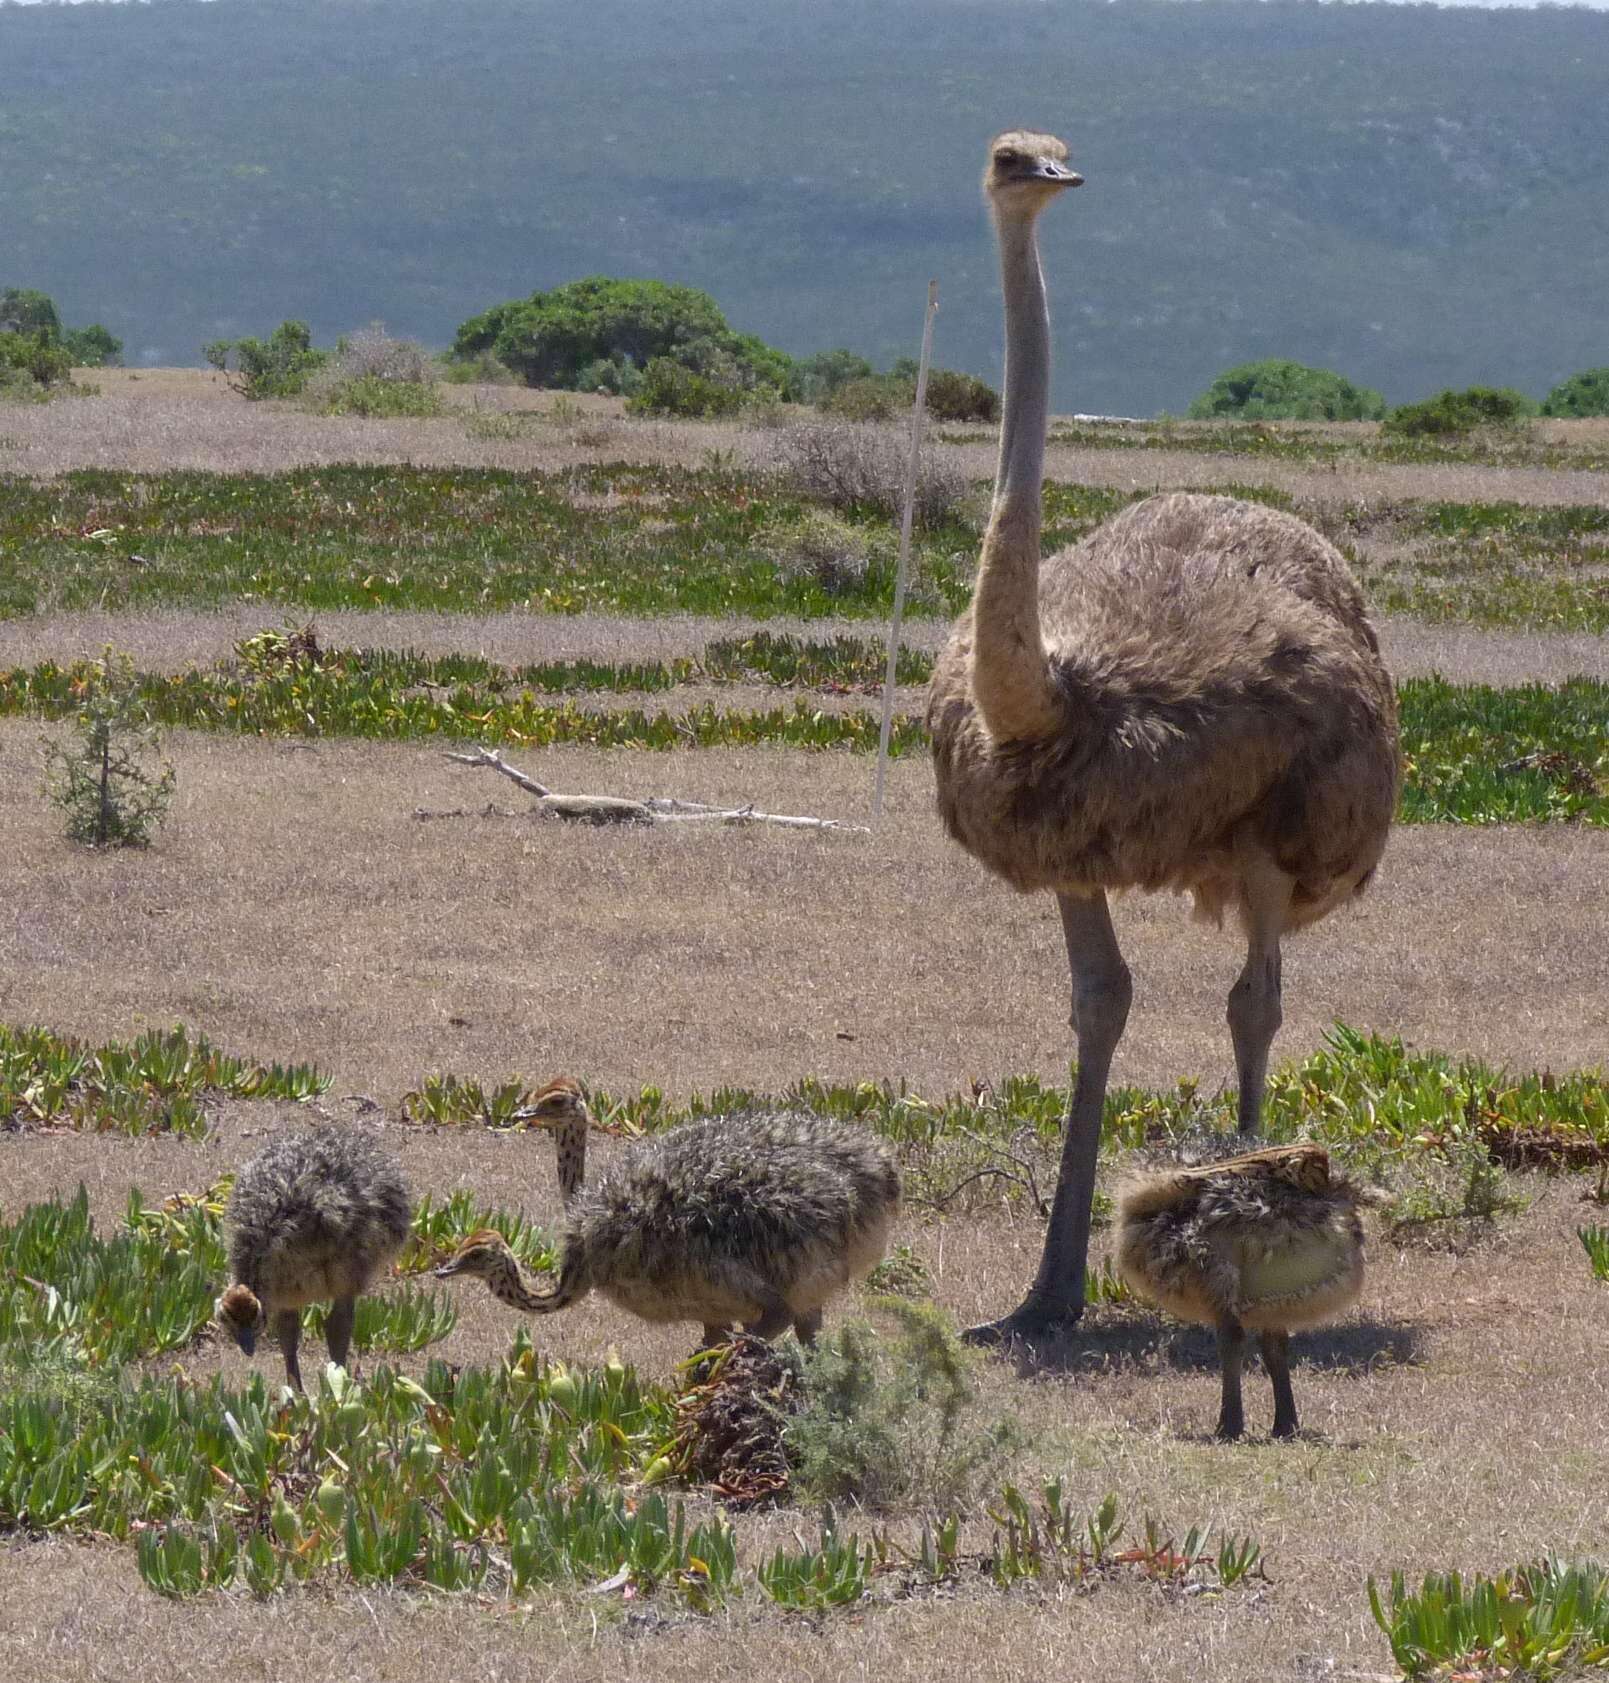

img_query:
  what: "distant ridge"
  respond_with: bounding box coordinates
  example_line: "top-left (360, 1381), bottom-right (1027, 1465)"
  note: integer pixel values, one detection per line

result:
top-left (2, 0), bottom-right (1605, 413)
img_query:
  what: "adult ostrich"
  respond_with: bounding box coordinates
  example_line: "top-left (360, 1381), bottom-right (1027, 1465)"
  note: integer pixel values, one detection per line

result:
top-left (928, 131), bottom-right (1399, 1348)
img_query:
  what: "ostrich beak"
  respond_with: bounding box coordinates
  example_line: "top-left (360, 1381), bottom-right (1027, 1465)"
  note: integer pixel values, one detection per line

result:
top-left (1038, 160), bottom-right (1082, 188)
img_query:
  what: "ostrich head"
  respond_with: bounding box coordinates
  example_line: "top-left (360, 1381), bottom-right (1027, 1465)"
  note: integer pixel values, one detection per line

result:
top-left (524, 1076), bottom-right (592, 1202)
top-left (432, 1227), bottom-right (510, 1281)
top-left (983, 130), bottom-right (1082, 214)
top-left (216, 1283), bottom-right (266, 1354)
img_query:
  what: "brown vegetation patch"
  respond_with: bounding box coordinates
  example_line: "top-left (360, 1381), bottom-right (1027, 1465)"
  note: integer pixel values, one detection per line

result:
top-left (670, 1335), bottom-right (800, 1508)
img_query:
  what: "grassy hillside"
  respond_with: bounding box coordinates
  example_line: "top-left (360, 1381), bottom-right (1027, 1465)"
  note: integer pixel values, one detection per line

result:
top-left (1, 0), bottom-right (1607, 411)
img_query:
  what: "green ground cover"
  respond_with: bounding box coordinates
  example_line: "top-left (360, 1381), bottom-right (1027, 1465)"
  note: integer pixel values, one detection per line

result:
top-left (4, 467), bottom-right (1605, 629)
top-left (8, 643), bottom-right (1604, 822)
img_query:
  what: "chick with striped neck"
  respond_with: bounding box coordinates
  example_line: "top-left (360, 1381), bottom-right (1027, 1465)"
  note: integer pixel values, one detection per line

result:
top-left (435, 1077), bottom-right (901, 1353)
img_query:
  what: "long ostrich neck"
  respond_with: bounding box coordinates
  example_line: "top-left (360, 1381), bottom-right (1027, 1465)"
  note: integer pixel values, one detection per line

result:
top-left (483, 1245), bottom-right (579, 1314)
top-left (969, 207), bottom-right (1063, 743)
top-left (552, 1107), bottom-right (587, 1204)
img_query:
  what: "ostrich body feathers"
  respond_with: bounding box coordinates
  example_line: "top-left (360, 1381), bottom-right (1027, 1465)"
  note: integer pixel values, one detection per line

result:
top-left (223, 1126), bottom-right (411, 1318)
top-left (929, 492), bottom-right (1401, 928)
top-left (1116, 1143), bottom-right (1368, 1333)
top-left (564, 1111), bottom-right (899, 1326)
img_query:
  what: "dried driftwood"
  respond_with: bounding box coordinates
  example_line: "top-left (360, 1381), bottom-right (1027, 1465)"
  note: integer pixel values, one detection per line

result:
top-left (437, 747), bottom-right (868, 833)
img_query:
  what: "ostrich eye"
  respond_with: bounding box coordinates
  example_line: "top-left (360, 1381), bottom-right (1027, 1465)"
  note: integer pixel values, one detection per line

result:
top-left (996, 151), bottom-right (1020, 168)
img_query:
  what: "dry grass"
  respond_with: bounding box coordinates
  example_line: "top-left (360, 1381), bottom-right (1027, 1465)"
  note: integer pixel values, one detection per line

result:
top-left (2, 724), bottom-right (1604, 1101)
top-left (4, 371), bottom-right (1608, 511)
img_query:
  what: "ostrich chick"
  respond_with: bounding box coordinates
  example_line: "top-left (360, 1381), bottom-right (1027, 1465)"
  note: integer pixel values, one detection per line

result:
top-left (1115, 1144), bottom-right (1370, 1440)
top-left (434, 1078), bottom-right (900, 1349)
top-left (216, 1126), bottom-right (412, 1391)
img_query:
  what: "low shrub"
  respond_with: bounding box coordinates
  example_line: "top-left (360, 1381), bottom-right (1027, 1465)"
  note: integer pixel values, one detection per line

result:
top-left (924, 368), bottom-right (1001, 423)
top-left (1370, 1557), bottom-right (1609, 1680)
top-left (785, 1300), bottom-right (1018, 1511)
top-left (40, 646), bottom-right (174, 847)
top-left (1384, 386), bottom-right (1539, 437)
top-left (627, 357), bottom-right (747, 418)
top-left (1542, 366), bottom-right (1609, 419)
top-left (767, 419), bottom-right (976, 528)
top-left (307, 324), bottom-right (440, 416)
top-left (205, 320), bottom-right (327, 400)
top-left (0, 329), bottom-right (72, 395)
top-left (767, 508), bottom-right (879, 596)
top-left (1189, 357), bottom-right (1385, 422)
top-left (315, 375), bottom-right (442, 418)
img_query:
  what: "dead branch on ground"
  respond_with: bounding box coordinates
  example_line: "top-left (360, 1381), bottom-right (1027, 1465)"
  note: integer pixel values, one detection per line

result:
top-left (439, 746), bottom-right (869, 833)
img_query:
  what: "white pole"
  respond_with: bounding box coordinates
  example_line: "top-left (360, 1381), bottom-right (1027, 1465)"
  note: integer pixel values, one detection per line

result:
top-left (872, 279), bottom-right (939, 822)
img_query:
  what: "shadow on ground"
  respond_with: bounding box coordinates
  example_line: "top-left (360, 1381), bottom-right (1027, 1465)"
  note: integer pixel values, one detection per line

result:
top-left (1001, 1310), bottom-right (1423, 1380)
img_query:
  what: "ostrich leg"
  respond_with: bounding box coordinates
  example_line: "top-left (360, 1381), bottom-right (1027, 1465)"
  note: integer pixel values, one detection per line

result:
top-left (1215, 1314), bottom-right (1248, 1440)
top-left (1262, 1330), bottom-right (1298, 1438)
top-left (965, 890), bottom-right (1131, 1347)
top-left (324, 1295), bottom-right (357, 1374)
top-left (1228, 853), bottom-right (1295, 1134)
top-left (274, 1308), bottom-right (305, 1393)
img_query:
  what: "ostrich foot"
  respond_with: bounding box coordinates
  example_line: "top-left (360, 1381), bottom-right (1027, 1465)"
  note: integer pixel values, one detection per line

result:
top-left (962, 1299), bottom-right (1084, 1350)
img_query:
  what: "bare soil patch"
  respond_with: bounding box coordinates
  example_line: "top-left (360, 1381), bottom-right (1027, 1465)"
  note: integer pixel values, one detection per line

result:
top-left (2, 725), bottom-right (1603, 1106)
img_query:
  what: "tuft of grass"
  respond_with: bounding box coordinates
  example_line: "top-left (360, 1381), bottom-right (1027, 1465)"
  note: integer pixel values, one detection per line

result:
top-left (1376, 1137), bottom-right (1527, 1249)
top-left (864, 1244), bottom-right (932, 1299)
top-left (302, 1284), bottom-right (457, 1353)
top-left (397, 1189), bottom-right (558, 1277)
top-left (1580, 1224), bottom-right (1609, 1282)
top-left (405, 1029), bottom-right (1608, 1181)
top-left (757, 1507), bottom-right (871, 1608)
top-left (1370, 1558), bottom-right (1609, 1680)
top-left (986, 1484), bottom-right (1263, 1593)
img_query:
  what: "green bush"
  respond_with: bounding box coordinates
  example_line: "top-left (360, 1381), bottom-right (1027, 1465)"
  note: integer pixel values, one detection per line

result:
top-left (924, 368), bottom-right (1001, 423)
top-left (627, 356), bottom-right (747, 418)
top-left (315, 374), bottom-right (441, 418)
top-left (574, 352), bottom-right (644, 396)
top-left (453, 276), bottom-right (791, 396)
top-left (61, 324), bottom-right (122, 367)
top-left (820, 366), bottom-right (999, 424)
top-left (40, 647), bottom-right (174, 847)
top-left (784, 1301), bottom-right (1018, 1510)
top-left (821, 374), bottom-right (906, 421)
top-left (0, 287), bottom-right (62, 339)
top-left (790, 348), bottom-right (876, 404)
top-left (1384, 385), bottom-right (1539, 437)
top-left (0, 329), bottom-right (72, 394)
top-left (1188, 357), bottom-right (1386, 421)
top-left (206, 320), bottom-right (327, 400)
top-left (1542, 367), bottom-right (1609, 419)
